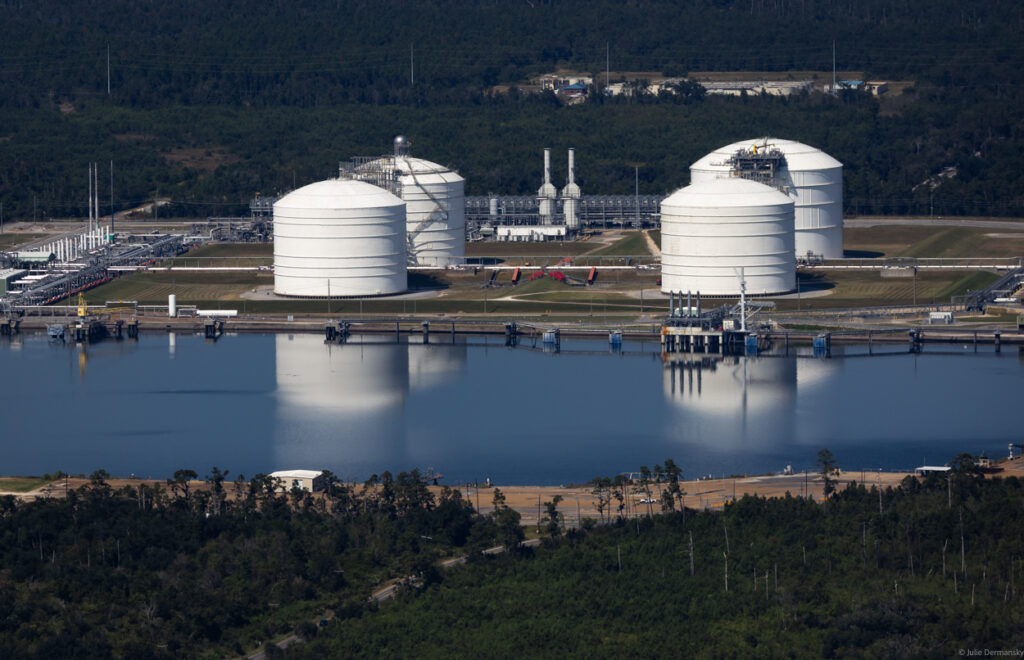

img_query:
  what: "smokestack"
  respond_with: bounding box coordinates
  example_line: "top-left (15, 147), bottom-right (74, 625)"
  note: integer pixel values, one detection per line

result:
top-left (544, 148), bottom-right (551, 185)
top-left (567, 148), bottom-right (575, 185)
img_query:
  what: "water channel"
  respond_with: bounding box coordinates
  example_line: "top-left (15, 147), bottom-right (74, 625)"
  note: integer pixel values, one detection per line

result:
top-left (1, 332), bottom-right (1021, 485)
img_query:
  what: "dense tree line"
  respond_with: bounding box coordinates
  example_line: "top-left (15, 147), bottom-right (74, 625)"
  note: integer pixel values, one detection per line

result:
top-left (3, 457), bottom-right (1022, 656)
top-left (290, 465), bottom-right (1024, 657)
top-left (0, 468), bottom-right (514, 658)
top-left (3, 87), bottom-right (1023, 223)
top-left (0, 0), bottom-right (1019, 108)
top-left (0, 1), bottom-right (1022, 223)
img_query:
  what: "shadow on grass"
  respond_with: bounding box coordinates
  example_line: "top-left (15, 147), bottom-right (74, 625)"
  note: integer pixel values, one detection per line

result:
top-left (408, 272), bottom-right (451, 291)
top-left (796, 272), bottom-right (836, 292)
top-left (843, 249), bottom-right (884, 258)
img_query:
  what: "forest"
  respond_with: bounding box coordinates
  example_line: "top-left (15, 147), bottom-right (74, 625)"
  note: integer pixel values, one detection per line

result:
top-left (0, 1), bottom-right (1022, 222)
top-left (1, 460), bottom-right (1023, 657)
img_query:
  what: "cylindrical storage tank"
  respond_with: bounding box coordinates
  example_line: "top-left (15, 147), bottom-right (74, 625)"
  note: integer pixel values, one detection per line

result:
top-left (168, 294), bottom-right (176, 318)
top-left (660, 178), bottom-right (795, 296)
top-left (393, 155), bottom-right (465, 267)
top-left (273, 179), bottom-right (406, 297)
top-left (690, 138), bottom-right (843, 258)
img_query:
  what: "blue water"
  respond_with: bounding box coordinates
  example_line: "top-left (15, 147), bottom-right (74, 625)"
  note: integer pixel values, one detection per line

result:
top-left (1, 332), bottom-right (1021, 485)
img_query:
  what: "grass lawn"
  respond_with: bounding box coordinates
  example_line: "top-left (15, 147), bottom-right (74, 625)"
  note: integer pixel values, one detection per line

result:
top-left (588, 231), bottom-right (651, 257)
top-left (843, 225), bottom-right (1024, 259)
top-left (770, 270), bottom-right (999, 311)
top-left (0, 476), bottom-right (52, 492)
top-left (0, 233), bottom-right (46, 251)
top-left (82, 271), bottom-right (271, 304)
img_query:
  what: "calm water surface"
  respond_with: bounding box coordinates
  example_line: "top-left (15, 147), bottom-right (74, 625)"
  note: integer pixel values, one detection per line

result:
top-left (1, 332), bottom-right (1021, 485)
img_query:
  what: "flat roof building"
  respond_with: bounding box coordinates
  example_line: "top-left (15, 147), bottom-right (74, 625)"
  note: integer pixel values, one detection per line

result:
top-left (268, 469), bottom-right (326, 493)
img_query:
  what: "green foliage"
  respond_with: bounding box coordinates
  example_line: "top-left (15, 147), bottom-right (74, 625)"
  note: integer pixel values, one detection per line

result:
top-left (0, 467), bottom-right (482, 658)
top-left (289, 475), bottom-right (1024, 657)
top-left (0, 2), bottom-right (1022, 221)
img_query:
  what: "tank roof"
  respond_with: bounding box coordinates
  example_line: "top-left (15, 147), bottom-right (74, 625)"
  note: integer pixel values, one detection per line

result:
top-left (274, 178), bottom-right (404, 210)
top-left (691, 137), bottom-right (842, 172)
top-left (662, 177), bottom-right (795, 208)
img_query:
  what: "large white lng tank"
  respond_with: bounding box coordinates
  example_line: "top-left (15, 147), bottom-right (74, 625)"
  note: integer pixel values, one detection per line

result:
top-left (660, 178), bottom-right (795, 296)
top-left (690, 138), bottom-right (844, 258)
top-left (392, 136), bottom-right (466, 267)
top-left (273, 178), bottom-right (407, 297)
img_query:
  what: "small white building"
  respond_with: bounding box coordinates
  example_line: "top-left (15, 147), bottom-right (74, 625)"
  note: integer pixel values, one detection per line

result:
top-left (497, 226), bottom-right (566, 242)
top-left (268, 469), bottom-right (326, 493)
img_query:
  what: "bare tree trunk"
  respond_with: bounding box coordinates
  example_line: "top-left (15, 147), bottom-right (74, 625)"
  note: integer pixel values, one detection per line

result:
top-left (862, 522), bottom-right (867, 571)
top-left (723, 520), bottom-right (730, 554)
top-left (907, 527), bottom-right (914, 576)
top-left (689, 531), bottom-right (695, 576)
top-left (960, 506), bottom-right (967, 578)
top-left (617, 545), bottom-right (622, 573)
top-left (724, 551), bottom-right (729, 592)
top-left (943, 539), bottom-right (948, 578)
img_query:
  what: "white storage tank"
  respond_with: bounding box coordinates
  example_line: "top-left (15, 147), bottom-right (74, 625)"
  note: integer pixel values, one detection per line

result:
top-left (273, 178), bottom-right (406, 297)
top-left (391, 136), bottom-right (465, 266)
top-left (660, 178), bottom-right (795, 296)
top-left (690, 138), bottom-right (843, 259)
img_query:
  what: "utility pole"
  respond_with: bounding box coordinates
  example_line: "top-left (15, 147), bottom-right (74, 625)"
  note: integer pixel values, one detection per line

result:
top-left (106, 45), bottom-right (111, 96)
top-left (832, 41), bottom-right (836, 93)
top-left (634, 166), bottom-right (639, 230)
top-left (110, 161), bottom-right (114, 235)
top-left (606, 43), bottom-right (610, 90)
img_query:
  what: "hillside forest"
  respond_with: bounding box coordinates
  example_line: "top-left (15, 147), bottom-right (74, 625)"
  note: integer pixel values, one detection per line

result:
top-left (0, 0), bottom-right (1021, 221)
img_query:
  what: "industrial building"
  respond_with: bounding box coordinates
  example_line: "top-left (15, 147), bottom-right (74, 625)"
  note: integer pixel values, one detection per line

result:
top-left (273, 178), bottom-right (407, 298)
top-left (660, 177), bottom-right (796, 296)
top-left (268, 469), bottom-right (326, 493)
top-left (690, 138), bottom-right (844, 259)
top-left (0, 269), bottom-right (26, 295)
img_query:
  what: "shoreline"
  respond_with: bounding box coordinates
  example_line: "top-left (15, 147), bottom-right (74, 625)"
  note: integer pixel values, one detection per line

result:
top-left (6, 457), bottom-right (1022, 525)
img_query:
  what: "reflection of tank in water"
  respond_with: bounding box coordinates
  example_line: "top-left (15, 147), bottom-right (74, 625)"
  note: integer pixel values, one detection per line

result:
top-left (663, 356), bottom-right (796, 414)
top-left (662, 355), bottom-right (797, 449)
top-left (274, 335), bottom-right (409, 473)
top-left (407, 337), bottom-right (468, 392)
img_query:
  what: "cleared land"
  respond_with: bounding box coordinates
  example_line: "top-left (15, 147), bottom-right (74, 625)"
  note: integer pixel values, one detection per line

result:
top-left (71, 219), bottom-right (1022, 319)
top-left (9, 457), bottom-right (1024, 523)
top-left (770, 270), bottom-right (999, 311)
top-left (0, 233), bottom-right (45, 251)
top-left (843, 225), bottom-right (1024, 259)
top-left (0, 476), bottom-right (52, 492)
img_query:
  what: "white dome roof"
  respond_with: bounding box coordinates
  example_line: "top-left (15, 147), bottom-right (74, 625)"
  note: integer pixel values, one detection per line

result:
top-left (691, 138), bottom-right (842, 174)
top-left (662, 177), bottom-right (794, 209)
top-left (393, 156), bottom-right (464, 183)
top-left (275, 178), bottom-right (404, 211)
